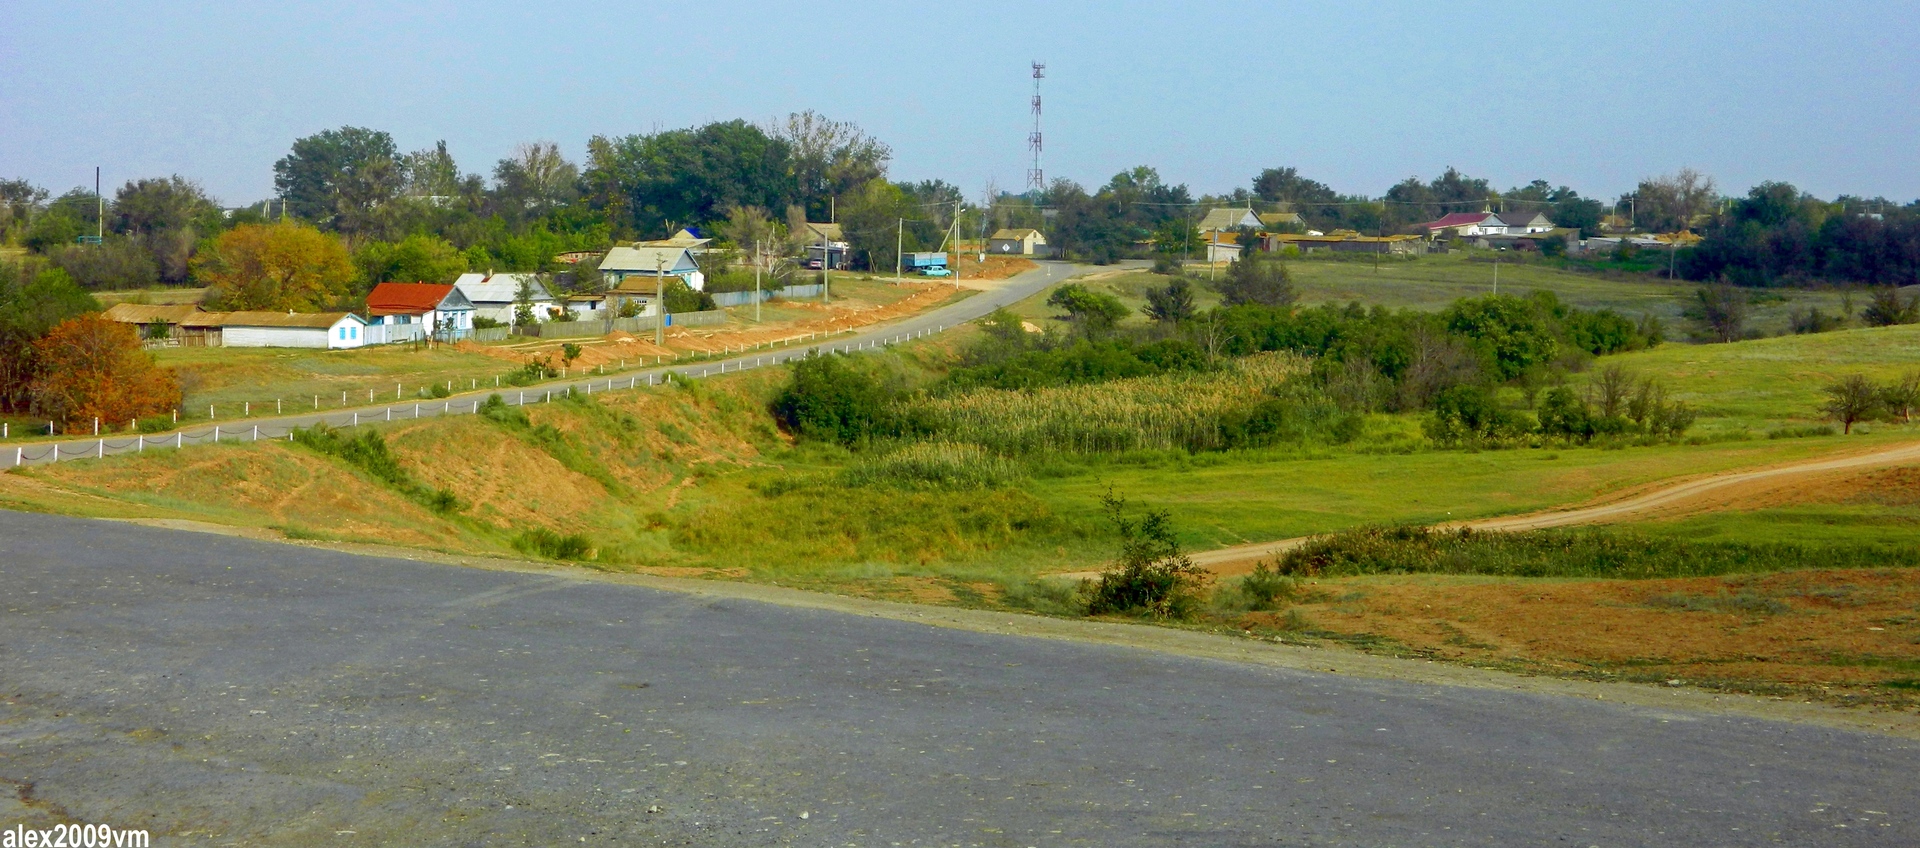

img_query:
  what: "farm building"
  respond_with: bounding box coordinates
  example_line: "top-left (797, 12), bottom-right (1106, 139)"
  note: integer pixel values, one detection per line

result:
top-left (988, 228), bottom-right (1048, 256)
top-left (101, 303), bottom-right (203, 342)
top-left (218, 311), bottom-right (367, 349)
top-left (1265, 233), bottom-right (1428, 255)
top-left (452, 272), bottom-right (556, 326)
top-left (366, 282), bottom-right (475, 341)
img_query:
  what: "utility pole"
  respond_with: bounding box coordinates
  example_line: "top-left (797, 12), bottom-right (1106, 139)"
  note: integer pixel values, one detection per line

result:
top-left (653, 256), bottom-right (665, 346)
top-left (820, 231), bottom-right (830, 303)
top-left (952, 201), bottom-right (963, 290)
top-left (95, 167), bottom-right (103, 243)
top-left (753, 239), bottom-right (763, 322)
top-left (1493, 253), bottom-right (1499, 295)
top-left (896, 218), bottom-right (903, 282)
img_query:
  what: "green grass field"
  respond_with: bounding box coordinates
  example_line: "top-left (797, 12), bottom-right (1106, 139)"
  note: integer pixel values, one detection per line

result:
top-left (1588, 323), bottom-right (1920, 428)
top-left (1038, 254), bottom-right (1853, 339)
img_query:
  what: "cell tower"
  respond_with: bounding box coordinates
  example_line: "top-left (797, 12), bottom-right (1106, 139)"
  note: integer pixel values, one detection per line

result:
top-left (1027, 62), bottom-right (1046, 193)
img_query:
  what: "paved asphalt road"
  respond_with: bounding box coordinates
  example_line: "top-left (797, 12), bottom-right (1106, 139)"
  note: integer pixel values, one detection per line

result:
top-left (2, 512), bottom-right (1915, 845)
top-left (8, 261), bottom-right (1098, 467)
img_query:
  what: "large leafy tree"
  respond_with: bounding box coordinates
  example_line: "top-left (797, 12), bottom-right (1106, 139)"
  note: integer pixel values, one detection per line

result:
top-left (192, 222), bottom-right (354, 311)
top-left (838, 179), bottom-right (917, 271)
top-left (584, 120), bottom-right (794, 237)
top-left (273, 126), bottom-right (401, 231)
top-left (111, 176), bottom-right (220, 284)
top-left (354, 234), bottom-right (469, 287)
top-left (1, 178), bottom-right (50, 244)
top-left (29, 313), bottom-right (180, 429)
top-left (1216, 251), bottom-right (1296, 308)
top-left (775, 111), bottom-right (891, 222)
top-left (492, 141), bottom-right (579, 225)
top-left (1441, 294), bottom-right (1558, 380)
top-left (0, 261), bottom-right (99, 412)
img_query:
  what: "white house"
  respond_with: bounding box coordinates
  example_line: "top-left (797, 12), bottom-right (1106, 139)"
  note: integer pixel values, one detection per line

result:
top-left (453, 272), bottom-right (556, 326)
top-left (1196, 207), bottom-right (1265, 231)
top-left (598, 245), bottom-right (705, 291)
top-left (219, 311), bottom-right (368, 349)
top-left (1492, 210), bottom-right (1555, 234)
top-left (988, 228), bottom-right (1048, 256)
top-left (365, 282), bottom-right (476, 341)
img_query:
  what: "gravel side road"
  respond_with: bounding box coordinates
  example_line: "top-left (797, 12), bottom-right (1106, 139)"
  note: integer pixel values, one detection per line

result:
top-left (1, 510), bottom-right (1914, 845)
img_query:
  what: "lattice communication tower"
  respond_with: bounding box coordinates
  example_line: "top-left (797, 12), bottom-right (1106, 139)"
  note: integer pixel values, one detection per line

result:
top-left (1027, 62), bottom-right (1045, 193)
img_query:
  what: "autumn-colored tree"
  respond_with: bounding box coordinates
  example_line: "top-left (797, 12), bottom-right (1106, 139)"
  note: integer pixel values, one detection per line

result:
top-left (191, 222), bottom-right (354, 311)
top-left (29, 314), bottom-right (180, 429)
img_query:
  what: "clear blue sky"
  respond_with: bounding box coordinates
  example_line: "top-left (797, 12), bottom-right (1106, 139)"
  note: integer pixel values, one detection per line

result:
top-left (4, 1), bottom-right (1916, 206)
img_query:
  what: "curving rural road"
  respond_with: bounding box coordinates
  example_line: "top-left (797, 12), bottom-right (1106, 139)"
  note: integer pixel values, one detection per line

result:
top-left (6, 261), bottom-right (1101, 468)
top-left (1177, 439), bottom-right (1920, 575)
top-left (3, 510), bottom-right (1916, 844)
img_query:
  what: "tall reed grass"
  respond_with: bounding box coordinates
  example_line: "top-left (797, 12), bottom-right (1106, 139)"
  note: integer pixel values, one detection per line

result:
top-left (906, 352), bottom-right (1310, 453)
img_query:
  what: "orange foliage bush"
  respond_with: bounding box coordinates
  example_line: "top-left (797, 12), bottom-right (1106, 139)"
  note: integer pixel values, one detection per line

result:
top-left (29, 314), bottom-right (180, 430)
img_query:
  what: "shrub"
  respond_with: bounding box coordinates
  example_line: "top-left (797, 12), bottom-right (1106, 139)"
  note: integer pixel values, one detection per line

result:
top-left (1273, 525), bottom-right (1915, 580)
top-left (1214, 559), bottom-right (1299, 613)
top-left (1082, 489), bottom-right (1208, 618)
top-left (770, 352), bottom-right (897, 446)
top-left (513, 527), bottom-right (594, 561)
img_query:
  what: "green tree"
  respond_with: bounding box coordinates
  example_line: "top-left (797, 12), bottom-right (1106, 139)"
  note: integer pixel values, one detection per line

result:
top-left (0, 261), bottom-right (100, 412)
top-left (1822, 374), bottom-right (1881, 434)
top-left (1216, 251), bottom-right (1296, 308)
top-left (491, 141), bottom-right (579, 224)
top-left (273, 126), bottom-right (401, 229)
top-left (1881, 373), bottom-right (1920, 424)
top-left (838, 179), bottom-right (914, 271)
top-left (354, 234), bottom-right (469, 287)
top-left (1150, 218), bottom-right (1201, 259)
top-left (1682, 284), bottom-right (1749, 343)
top-left (1142, 277), bottom-right (1195, 324)
top-left (191, 222), bottom-right (354, 311)
top-left (775, 111), bottom-right (892, 221)
top-left (1046, 283), bottom-right (1129, 337)
top-left (1860, 287), bottom-right (1919, 327)
top-left (583, 120), bottom-right (795, 237)
top-left (1443, 295), bottom-right (1559, 381)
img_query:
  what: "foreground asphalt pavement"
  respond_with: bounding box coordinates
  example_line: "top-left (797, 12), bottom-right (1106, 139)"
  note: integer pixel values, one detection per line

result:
top-left (1, 511), bottom-right (1914, 845)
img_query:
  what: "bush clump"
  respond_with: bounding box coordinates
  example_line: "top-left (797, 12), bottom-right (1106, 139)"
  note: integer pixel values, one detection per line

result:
top-left (1275, 525), bottom-right (1916, 580)
top-left (513, 527), bottom-right (594, 561)
top-left (1083, 490), bottom-right (1209, 618)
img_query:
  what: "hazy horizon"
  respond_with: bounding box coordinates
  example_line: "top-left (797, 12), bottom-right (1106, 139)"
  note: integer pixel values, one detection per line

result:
top-left (4, 1), bottom-right (1916, 206)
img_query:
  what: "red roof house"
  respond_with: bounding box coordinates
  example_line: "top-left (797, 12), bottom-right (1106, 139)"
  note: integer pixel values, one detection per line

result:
top-left (1421, 212), bottom-right (1498, 235)
top-left (363, 283), bottom-right (475, 338)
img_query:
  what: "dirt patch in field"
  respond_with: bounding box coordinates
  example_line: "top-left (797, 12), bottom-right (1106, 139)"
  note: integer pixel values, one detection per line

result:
top-left (383, 420), bottom-right (608, 530)
top-left (951, 254), bottom-right (1036, 281)
top-left (1235, 569), bottom-right (1920, 705)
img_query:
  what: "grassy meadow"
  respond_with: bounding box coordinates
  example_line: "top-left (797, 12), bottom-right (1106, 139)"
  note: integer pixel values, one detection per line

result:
top-left (1032, 253), bottom-right (1856, 339)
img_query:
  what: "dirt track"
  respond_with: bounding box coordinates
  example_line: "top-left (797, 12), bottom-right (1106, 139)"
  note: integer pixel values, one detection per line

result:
top-left (1164, 439), bottom-right (1920, 576)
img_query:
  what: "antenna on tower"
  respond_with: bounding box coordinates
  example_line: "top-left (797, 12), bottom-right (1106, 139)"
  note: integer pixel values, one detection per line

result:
top-left (1027, 61), bottom-right (1046, 194)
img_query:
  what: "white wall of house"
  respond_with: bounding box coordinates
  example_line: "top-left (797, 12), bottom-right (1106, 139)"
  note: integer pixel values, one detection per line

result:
top-left (224, 319), bottom-right (365, 349)
top-left (224, 326), bottom-right (329, 348)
